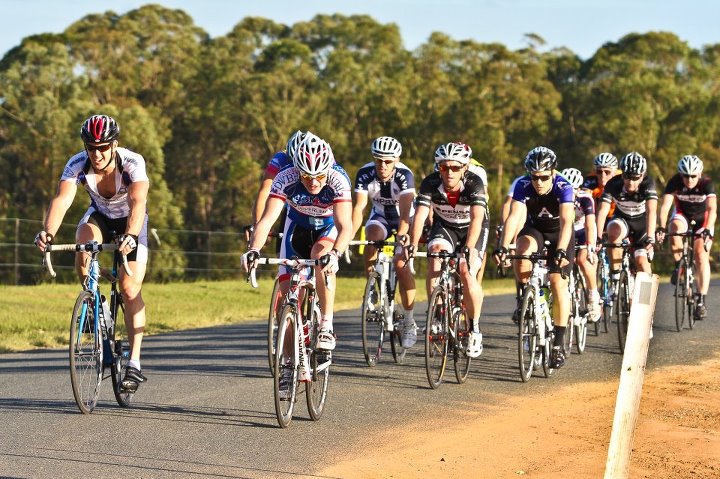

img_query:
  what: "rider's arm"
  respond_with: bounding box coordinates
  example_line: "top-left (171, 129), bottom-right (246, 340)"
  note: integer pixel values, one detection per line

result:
top-left (585, 214), bottom-right (597, 249)
top-left (249, 196), bottom-right (285, 251)
top-left (126, 180), bottom-right (149, 237)
top-left (657, 193), bottom-right (674, 230)
top-left (43, 181), bottom-right (78, 237)
top-left (350, 191), bottom-right (369, 240)
top-left (252, 171), bottom-right (275, 224)
top-left (465, 204), bottom-right (485, 250)
top-left (646, 198), bottom-right (658, 241)
top-left (331, 200), bottom-right (354, 255)
top-left (557, 202), bottom-right (574, 252)
top-left (595, 201), bottom-right (611, 238)
top-left (396, 191), bottom-right (415, 238)
top-left (705, 196), bottom-right (717, 233)
top-left (409, 204), bottom-right (430, 249)
top-left (500, 199), bottom-right (526, 249)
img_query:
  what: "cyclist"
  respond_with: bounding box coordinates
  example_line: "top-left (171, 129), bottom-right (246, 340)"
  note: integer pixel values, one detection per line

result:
top-left (34, 114), bottom-right (150, 392)
top-left (494, 146), bottom-right (574, 369)
top-left (242, 133), bottom-right (352, 396)
top-left (407, 142), bottom-right (488, 358)
top-left (351, 136), bottom-right (417, 348)
top-left (561, 168), bottom-right (601, 322)
top-left (595, 152), bottom-right (658, 278)
top-left (582, 152), bottom-right (621, 216)
top-left (656, 155), bottom-right (716, 320)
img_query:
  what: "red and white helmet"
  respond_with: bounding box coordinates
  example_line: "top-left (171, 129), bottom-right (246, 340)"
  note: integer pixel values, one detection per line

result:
top-left (80, 114), bottom-right (120, 143)
top-left (294, 133), bottom-right (334, 177)
top-left (434, 142), bottom-right (472, 165)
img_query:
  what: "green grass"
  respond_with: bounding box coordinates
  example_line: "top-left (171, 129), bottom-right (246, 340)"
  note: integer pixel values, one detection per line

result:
top-left (0, 276), bottom-right (515, 353)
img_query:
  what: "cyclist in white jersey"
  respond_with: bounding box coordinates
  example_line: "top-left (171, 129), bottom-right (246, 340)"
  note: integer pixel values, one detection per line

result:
top-left (351, 136), bottom-right (417, 348)
top-left (34, 114), bottom-right (150, 392)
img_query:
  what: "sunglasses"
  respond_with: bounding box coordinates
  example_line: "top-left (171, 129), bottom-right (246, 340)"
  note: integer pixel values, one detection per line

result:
top-left (300, 173), bottom-right (327, 182)
top-left (438, 163), bottom-right (464, 173)
top-left (596, 169), bottom-right (614, 176)
top-left (682, 174), bottom-right (698, 179)
top-left (531, 174), bottom-right (552, 183)
top-left (374, 158), bottom-right (395, 165)
top-left (623, 174), bottom-right (642, 181)
top-left (85, 143), bottom-right (113, 153)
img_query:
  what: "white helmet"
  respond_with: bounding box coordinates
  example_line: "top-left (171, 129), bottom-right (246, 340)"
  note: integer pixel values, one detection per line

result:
top-left (593, 152), bottom-right (618, 169)
top-left (294, 133), bottom-right (334, 177)
top-left (560, 168), bottom-right (583, 189)
top-left (434, 142), bottom-right (472, 165)
top-left (286, 130), bottom-right (306, 161)
top-left (371, 136), bottom-right (402, 158)
top-left (678, 155), bottom-right (703, 176)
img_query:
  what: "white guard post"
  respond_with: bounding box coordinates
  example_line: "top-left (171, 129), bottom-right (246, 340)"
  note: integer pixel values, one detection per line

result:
top-left (604, 272), bottom-right (660, 478)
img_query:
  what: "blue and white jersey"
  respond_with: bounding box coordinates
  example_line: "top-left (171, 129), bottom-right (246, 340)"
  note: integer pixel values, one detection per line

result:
top-left (60, 147), bottom-right (149, 219)
top-left (511, 173), bottom-right (574, 232)
top-left (264, 151), bottom-right (292, 177)
top-left (269, 164), bottom-right (352, 230)
top-left (354, 162), bottom-right (415, 222)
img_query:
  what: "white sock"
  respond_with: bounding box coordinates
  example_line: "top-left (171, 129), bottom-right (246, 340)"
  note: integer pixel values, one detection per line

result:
top-left (128, 360), bottom-right (141, 370)
top-left (321, 314), bottom-right (333, 331)
top-left (403, 308), bottom-right (415, 326)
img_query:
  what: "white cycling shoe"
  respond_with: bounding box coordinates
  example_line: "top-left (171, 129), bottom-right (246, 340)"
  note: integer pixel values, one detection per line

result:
top-left (401, 323), bottom-right (417, 349)
top-left (467, 332), bottom-right (483, 358)
top-left (316, 328), bottom-right (336, 351)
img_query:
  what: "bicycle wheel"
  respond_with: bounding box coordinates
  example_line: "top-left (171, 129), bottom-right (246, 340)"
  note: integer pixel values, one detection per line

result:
top-left (562, 282), bottom-right (575, 357)
top-left (267, 277), bottom-right (282, 374)
top-left (69, 291), bottom-right (103, 414)
top-left (110, 296), bottom-right (133, 407)
top-left (361, 274), bottom-right (384, 367)
top-left (574, 270), bottom-right (588, 354)
top-left (453, 306), bottom-right (471, 384)
top-left (389, 310), bottom-right (406, 364)
top-left (518, 287), bottom-right (537, 382)
top-left (616, 271), bottom-right (630, 353)
top-left (687, 263), bottom-right (696, 330)
top-left (674, 258), bottom-right (688, 332)
top-left (274, 305), bottom-right (298, 428)
top-left (306, 299), bottom-right (330, 421)
top-left (425, 287), bottom-right (449, 389)
top-left (597, 256), bottom-right (610, 334)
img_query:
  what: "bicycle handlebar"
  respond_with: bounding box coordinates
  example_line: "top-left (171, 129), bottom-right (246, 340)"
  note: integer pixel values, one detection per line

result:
top-left (43, 242), bottom-right (133, 278)
top-left (247, 257), bottom-right (333, 290)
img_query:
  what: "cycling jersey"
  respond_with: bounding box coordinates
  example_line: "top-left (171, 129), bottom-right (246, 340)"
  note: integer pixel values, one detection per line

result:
top-left (264, 151), bottom-right (293, 177)
top-left (511, 173), bottom-right (574, 233)
top-left (269, 164), bottom-right (352, 230)
top-left (601, 175), bottom-right (658, 220)
top-left (416, 171), bottom-right (488, 229)
top-left (582, 171), bottom-right (621, 217)
top-left (61, 147), bottom-right (149, 219)
top-left (663, 174), bottom-right (716, 223)
top-left (354, 161), bottom-right (415, 226)
top-left (573, 190), bottom-right (595, 231)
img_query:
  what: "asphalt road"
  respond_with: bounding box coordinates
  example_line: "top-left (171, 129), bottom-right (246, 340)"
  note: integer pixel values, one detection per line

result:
top-left (1, 280), bottom-right (718, 478)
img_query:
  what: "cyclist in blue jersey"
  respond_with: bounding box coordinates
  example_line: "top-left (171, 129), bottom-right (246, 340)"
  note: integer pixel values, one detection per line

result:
top-left (561, 168), bottom-right (601, 322)
top-left (243, 132), bottom-right (352, 345)
top-left (351, 136), bottom-right (418, 348)
top-left (494, 147), bottom-right (575, 369)
top-left (656, 155), bottom-right (716, 319)
top-left (407, 142), bottom-right (489, 358)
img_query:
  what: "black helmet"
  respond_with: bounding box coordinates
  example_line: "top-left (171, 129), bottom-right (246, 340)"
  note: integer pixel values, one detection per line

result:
top-left (620, 152), bottom-right (647, 176)
top-left (524, 146), bottom-right (557, 173)
top-left (80, 114), bottom-right (120, 143)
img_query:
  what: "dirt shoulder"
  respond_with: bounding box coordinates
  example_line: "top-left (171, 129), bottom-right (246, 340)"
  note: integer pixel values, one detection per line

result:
top-left (320, 355), bottom-right (720, 479)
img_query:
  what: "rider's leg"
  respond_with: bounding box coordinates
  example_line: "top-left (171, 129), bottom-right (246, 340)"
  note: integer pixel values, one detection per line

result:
top-left (394, 252), bottom-right (416, 324)
top-left (460, 248), bottom-right (483, 358)
top-left (313, 239), bottom-right (335, 331)
top-left (694, 235), bottom-right (710, 318)
top-left (577, 248), bottom-right (600, 320)
top-left (363, 223), bottom-right (385, 276)
top-left (74, 222), bottom-right (103, 284)
top-left (606, 220), bottom-right (625, 276)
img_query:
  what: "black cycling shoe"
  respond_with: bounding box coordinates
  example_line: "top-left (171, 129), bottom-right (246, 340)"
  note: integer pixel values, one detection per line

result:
top-left (670, 268), bottom-right (678, 286)
top-left (120, 366), bottom-right (147, 393)
top-left (550, 346), bottom-right (566, 369)
top-left (695, 303), bottom-right (707, 320)
top-left (512, 308), bottom-right (521, 324)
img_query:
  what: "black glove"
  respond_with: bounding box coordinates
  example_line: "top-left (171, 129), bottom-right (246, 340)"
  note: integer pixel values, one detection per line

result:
top-left (641, 236), bottom-right (655, 248)
top-left (554, 248), bottom-right (567, 265)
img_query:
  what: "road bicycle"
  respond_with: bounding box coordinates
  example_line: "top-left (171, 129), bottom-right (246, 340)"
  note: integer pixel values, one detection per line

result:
top-left (258, 232), bottom-right (284, 375)
top-left (565, 246), bottom-right (589, 354)
top-left (249, 257), bottom-right (331, 428)
top-left (412, 250), bottom-right (472, 389)
top-left (596, 245), bottom-right (611, 334)
top-left (506, 250), bottom-right (557, 382)
top-left (43, 241), bottom-right (134, 414)
top-left (668, 224), bottom-right (700, 331)
top-left (350, 238), bottom-right (405, 367)
top-left (603, 240), bottom-right (634, 353)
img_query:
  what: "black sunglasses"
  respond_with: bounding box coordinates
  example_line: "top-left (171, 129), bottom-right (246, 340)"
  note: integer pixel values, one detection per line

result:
top-left (623, 173), bottom-right (642, 181)
top-left (531, 174), bottom-right (552, 183)
top-left (85, 143), bottom-right (113, 153)
top-left (682, 174), bottom-right (698, 179)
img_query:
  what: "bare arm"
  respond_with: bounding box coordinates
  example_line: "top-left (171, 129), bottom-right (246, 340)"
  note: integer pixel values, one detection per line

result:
top-left (557, 202), bottom-right (574, 252)
top-left (332, 200), bottom-right (354, 254)
top-left (657, 193), bottom-right (674, 230)
top-left (248, 197), bottom-right (285, 251)
top-left (500, 200), bottom-right (526, 249)
top-left (396, 192), bottom-right (415, 237)
top-left (43, 181), bottom-right (78, 238)
top-left (252, 172), bottom-right (275, 224)
top-left (595, 201), bottom-right (611, 239)
top-left (126, 181), bottom-right (149, 236)
top-left (409, 204), bottom-right (430, 249)
top-left (584, 214), bottom-right (597, 249)
top-left (350, 191), bottom-right (369, 240)
top-left (705, 196), bottom-right (717, 233)
top-left (465, 204), bottom-right (485, 250)
top-left (646, 198), bottom-right (657, 240)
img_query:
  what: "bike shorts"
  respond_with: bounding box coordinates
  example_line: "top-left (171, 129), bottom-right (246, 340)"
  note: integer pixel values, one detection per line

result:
top-left (426, 220), bottom-right (488, 275)
top-left (574, 227), bottom-right (587, 247)
top-left (607, 215), bottom-right (650, 258)
top-left (517, 225), bottom-right (575, 277)
top-left (365, 211), bottom-right (399, 239)
top-left (79, 208), bottom-right (149, 264)
top-left (670, 211), bottom-right (706, 235)
top-left (279, 220), bottom-right (337, 281)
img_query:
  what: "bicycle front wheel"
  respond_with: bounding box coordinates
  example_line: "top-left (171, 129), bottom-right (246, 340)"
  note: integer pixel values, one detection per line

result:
top-left (687, 264), bottom-right (697, 330)
top-left (267, 277), bottom-right (282, 374)
top-left (674, 258), bottom-right (688, 332)
top-left (425, 287), bottom-right (449, 389)
top-left (69, 291), bottom-right (103, 414)
top-left (518, 287), bottom-right (537, 382)
top-left (110, 296), bottom-right (132, 407)
top-left (389, 310), bottom-right (405, 364)
top-left (306, 300), bottom-right (330, 421)
top-left (597, 256), bottom-right (610, 334)
top-left (361, 275), bottom-right (384, 367)
top-left (453, 306), bottom-right (471, 384)
top-left (274, 305), bottom-right (298, 428)
top-left (616, 271), bottom-right (631, 353)
top-left (574, 270), bottom-right (588, 354)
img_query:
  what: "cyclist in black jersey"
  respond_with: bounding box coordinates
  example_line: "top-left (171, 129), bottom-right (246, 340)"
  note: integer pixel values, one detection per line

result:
top-left (596, 152), bottom-right (658, 277)
top-left (656, 155), bottom-right (716, 319)
top-left (408, 142), bottom-right (488, 358)
top-left (494, 146), bottom-right (575, 369)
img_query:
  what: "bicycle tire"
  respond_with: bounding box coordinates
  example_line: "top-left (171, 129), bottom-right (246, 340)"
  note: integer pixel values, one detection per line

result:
top-left (518, 287), bottom-right (537, 382)
top-left (306, 299), bottom-right (329, 421)
top-left (389, 310), bottom-right (405, 364)
top-left (616, 271), bottom-right (630, 353)
top-left (110, 296), bottom-right (132, 407)
top-left (674, 258), bottom-right (688, 332)
top-left (69, 290), bottom-right (103, 414)
top-left (274, 305), bottom-right (298, 428)
top-left (267, 277), bottom-right (282, 374)
top-left (597, 256), bottom-right (610, 334)
top-left (453, 306), bottom-right (471, 384)
top-left (574, 269), bottom-right (588, 354)
top-left (687, 261), bottom-right (696, 329)
top-left (562, 278), bottom-right (575, 356)
top-left (361, 274), bottom-right (384, 367)
top-left (425, 286), bottom-right (449, 389)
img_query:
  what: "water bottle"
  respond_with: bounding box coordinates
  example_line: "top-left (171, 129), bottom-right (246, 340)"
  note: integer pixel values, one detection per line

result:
top-left (99, 295), bottom-right (111, 331)
top-left (538, 287), bottom-right (551, 325)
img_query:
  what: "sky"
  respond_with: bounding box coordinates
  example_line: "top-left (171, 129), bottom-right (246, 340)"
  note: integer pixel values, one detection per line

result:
top-left (2, 0), bottom-right (717, 59)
